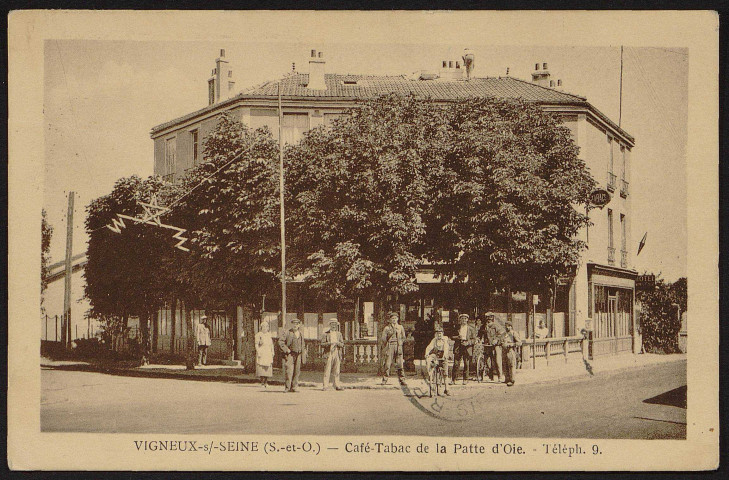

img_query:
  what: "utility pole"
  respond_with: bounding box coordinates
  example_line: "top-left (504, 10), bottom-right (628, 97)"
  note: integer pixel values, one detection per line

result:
top-left (63, 191), bottom-right (74, 350)
top-left (278, 83), bottom-right (287, 327)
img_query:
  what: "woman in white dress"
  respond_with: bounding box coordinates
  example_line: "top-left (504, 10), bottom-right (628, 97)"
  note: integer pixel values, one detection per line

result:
top-left (255, 320), bottom-right (274, 387)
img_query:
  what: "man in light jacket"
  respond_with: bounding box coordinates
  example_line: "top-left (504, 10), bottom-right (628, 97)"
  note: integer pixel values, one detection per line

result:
top-left (380, 312), bottom-right (407, 386)
top-left (195, 315), bottom-right (211, 366)
top-left (321, 319), bottom-right (345, 391)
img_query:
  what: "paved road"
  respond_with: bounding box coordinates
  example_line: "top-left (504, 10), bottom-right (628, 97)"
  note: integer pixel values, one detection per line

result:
top-left (41, 360), bottom-right (686, 439)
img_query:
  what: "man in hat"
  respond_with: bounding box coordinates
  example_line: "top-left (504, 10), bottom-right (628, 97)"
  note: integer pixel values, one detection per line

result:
top-left (195, 315), bottom-right (211, 366)
top-left (502, 321), bottom-right (522, 386)
top-left (321, 318), bottom-right (345, 391)
top-left (278, 317), bottom-right (307, 392)
top-left (424, 324), bottom-right (450, 396)
top-left (451, 313), bottom-right (477, 385)
top-left (380, 312), bottom-right (407, 385)
top-left (484, 312), bottom-right (505, 382)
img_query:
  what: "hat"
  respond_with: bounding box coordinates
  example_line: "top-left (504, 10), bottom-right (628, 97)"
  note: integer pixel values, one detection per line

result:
top-left (200, 315), bottom-right (208, 320)
top-left (459, 313), bottom-right (469, 321)
top-left (328, 319), bottom-right (339, 326)
top-left (388, 312), bottom-right (399, 320)
top-left (290, 317), bottom-right (301, 324)
top-left (484, 311), bottom-right (495, 319)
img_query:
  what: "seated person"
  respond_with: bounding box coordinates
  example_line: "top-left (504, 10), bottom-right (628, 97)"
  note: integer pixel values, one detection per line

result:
top-left (424, 324), bottom-right (450, 395)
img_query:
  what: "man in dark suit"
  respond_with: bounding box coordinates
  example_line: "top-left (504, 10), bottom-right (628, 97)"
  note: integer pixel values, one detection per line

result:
top-left (450, 313), bottom-right (477, 385)
top-left (278, 317), bottom-right (307, 392)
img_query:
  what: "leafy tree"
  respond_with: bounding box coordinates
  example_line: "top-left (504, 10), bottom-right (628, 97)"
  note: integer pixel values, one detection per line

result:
top-left (41, 208), bottom-right (54, 311)
top-left (286, 94), bottom-right (594, 322)
top-left (637, 275), bottom-right (686, 353)
top-left (84, 175), bottom-right (175, 362)
top-left (168, 112), bottom-right (280, 368)
top-left (423, 97), bottom-right (595, 302)
top-left (286, 95), bottom-right (444, 302)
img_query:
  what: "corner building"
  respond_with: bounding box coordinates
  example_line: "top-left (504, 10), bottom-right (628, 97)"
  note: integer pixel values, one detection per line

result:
top-left (150, 50), bottom-right (637, 366)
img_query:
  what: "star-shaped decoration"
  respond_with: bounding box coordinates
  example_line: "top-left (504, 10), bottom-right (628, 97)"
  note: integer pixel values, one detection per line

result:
top-left (138, 194), bottom-right (169, 227)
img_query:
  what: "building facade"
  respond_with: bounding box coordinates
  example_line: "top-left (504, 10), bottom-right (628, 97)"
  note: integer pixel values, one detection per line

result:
top-left (150, 49), bottom-right (637, 364)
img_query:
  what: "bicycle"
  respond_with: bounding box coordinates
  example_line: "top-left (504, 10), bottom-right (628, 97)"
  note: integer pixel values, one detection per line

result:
top-left (428, 357), bottom-right (448, 397)
top-left (473, 341), bottom-right (486, 383)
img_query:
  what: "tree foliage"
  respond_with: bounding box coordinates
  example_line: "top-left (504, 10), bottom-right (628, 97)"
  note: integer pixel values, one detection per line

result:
top-left (286, 94), bottom-right (595, 301)
top-left (637, 275), bottom-right (687, 353)
top-left (168, 112), bottom-right (280, 308)
top-left (41, 208), bottom-right (53, 298)
top-left (84, 175), bottom-right (173, 320)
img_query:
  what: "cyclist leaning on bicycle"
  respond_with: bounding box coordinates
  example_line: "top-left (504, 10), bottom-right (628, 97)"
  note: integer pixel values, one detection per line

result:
top-left (424, 324), bottom-right (450, 396)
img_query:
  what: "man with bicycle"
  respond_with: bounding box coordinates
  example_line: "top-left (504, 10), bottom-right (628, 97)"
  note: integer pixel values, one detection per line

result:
top-left (424, 324), bottom-right (450, 396)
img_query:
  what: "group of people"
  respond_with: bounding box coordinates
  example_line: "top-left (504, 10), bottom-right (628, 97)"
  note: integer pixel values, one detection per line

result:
top-left (197, 309), bottom-right (521, 394)
top-left (424, 312), bottom-right (522, 395)
top-left (253, 316), bottom-right (345, 392)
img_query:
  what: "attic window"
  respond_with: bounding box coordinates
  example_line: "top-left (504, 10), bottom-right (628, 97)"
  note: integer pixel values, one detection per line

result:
top-left (342, 80), bottom-right (358, 85)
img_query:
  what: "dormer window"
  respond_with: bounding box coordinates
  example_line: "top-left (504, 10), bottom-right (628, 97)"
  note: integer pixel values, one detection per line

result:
top-left (342, 80), bottom-right (358, 85)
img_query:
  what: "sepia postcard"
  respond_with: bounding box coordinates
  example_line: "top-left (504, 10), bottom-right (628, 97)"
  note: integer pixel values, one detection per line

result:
top-left (7, 10), bottom-right (719, 471)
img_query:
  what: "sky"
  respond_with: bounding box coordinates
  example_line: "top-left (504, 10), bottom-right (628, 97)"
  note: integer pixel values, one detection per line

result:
top-left (43, 40), bottom-right (688, 281)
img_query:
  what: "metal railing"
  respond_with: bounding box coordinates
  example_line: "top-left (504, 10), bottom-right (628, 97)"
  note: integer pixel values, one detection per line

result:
top-left (607, 246), bottom-right (616, 265)
top-left (620, 250), bottom-right (628, 268)
top-left (607, 172), bottom-right (617, 192)
top-left (620, 179), bottom-right (629, 197)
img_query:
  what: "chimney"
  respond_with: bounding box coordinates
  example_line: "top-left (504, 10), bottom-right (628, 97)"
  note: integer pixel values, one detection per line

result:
top-left (307, 49), bottom-right (327, 90)
top-left (208, 49), bottom-right (236, 105)
top-left (531, 61), bottom-right (551, 87)
top-left (462, 48), bottom-right (475, 80)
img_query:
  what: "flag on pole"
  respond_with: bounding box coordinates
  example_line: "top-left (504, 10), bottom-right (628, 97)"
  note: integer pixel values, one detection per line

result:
top-left (637, 232), bottom-right (647, 256)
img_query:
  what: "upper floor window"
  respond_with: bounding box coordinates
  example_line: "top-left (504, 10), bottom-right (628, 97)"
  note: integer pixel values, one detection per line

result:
top-left (208, 79), bottom-right (215, 105)
top-left (164, 137), bottom-right (176, 175)
top-left (607, 208), bottom-right (614, 248)
top-left (607, 136), bottom-right (614, 174)
top-left (282, 113), bottom-right (309, 145)
top-left (191, 129), bottom-right (199, 166)
top-left (620, 146), bottom-right (626, 179)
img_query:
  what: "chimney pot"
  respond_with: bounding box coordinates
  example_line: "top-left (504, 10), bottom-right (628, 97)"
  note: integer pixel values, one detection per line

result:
top-left (456, 61), bottom-right (460, 69)
top-left (318, 51), bottom-right (323, 58)
top-left (449, 61), bottom-right (453, 68)
top-left (311, 49), bottom-right (317, 58)
top-left (535, 63), bottom-right (539, 70)
top-left (557, 79), bottom-right (562, 86)
top-left (442, 61), bottom-right (447, 68)
top-left (550, 80), bottom-right (554, 87)
top-left (220, 49), bottom-right (225, 57)
top-left (543, 62), bottom-right (548, 70)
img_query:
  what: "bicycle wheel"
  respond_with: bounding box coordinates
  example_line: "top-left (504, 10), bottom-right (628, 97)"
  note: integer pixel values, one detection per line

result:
top-left (475, 356), bottom-right (484, 383)
top-left (434, 366), bottom-right (441, 397)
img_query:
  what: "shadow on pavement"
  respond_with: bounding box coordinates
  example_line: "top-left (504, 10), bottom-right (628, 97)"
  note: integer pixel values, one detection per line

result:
top-left (642, 385), bottom-right (687, 409)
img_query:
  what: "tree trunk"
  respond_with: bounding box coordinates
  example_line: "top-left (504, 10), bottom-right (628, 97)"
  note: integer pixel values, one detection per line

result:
top-left (139, 311), bottom-right (151, 365)
top-left (170, 298), bottom-right (177, 355)
top-left (240, 303), bottom-right (257, 373)
top-left (185, 304), bottom-right (196, 370)
top-left (151, 308), bottom-right (159, 354)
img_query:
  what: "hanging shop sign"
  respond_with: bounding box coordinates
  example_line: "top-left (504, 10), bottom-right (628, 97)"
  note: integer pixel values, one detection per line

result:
top-left (589, 189), bottom-right (611, 209)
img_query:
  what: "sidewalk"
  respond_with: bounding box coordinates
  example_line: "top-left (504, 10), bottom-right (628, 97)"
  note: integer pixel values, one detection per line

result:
top-left (41, 352), bottom-right (685, 390)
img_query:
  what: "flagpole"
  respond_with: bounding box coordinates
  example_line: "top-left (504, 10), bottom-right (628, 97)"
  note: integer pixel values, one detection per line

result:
top-left (278, 82), bottom-right (287, 328)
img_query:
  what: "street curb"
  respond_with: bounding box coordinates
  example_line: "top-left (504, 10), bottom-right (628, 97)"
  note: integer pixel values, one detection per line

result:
top-left (41, 355), bottom-right (685, 390)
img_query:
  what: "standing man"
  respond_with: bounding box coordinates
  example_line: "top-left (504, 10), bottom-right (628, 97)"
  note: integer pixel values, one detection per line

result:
top-left (485, 312), bottom-right (505, 383)
top-left (195, 315), bottom-right (211, 366)
top-left (321, 318), bottom-right (344, 391)
top-left (380, 312), bottom-right (407, 386)
top-left (502, 321), bottom-right (522, 386)
top-left (279, 317), bottom-right (307, 392)
top-left (451, 313), bottom-right (477, 385)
